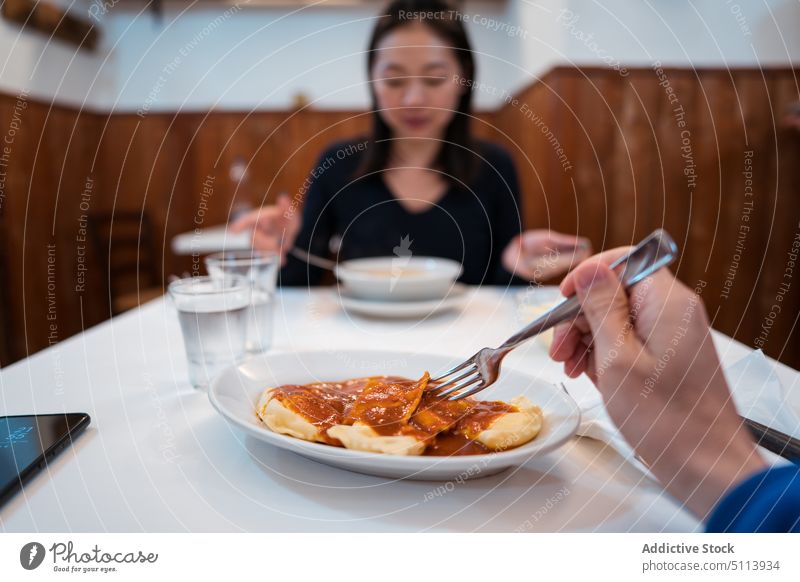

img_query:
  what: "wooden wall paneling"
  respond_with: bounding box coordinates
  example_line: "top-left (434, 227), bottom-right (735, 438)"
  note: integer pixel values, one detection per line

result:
top-left (727, 73), bottom-right (782, 349)
top-left (552, 69), bottom-right (582, 240)
top-left (608, 71), bottom-right (658, 248)
top-left (160, 113), bottom-right (197, 276)
top-left (145, 111), bottom-right (207, 278)
top-left (485, 94), bottom-right (541, 232)
top-left (540, 70), bottom-right (577, 236)
top-left (692, 71), bottom-right (730, 300)
top-left (296, 110), bottom-right (369, 191)
top-left (524, 80), bottom-right (554, 231)
top-left (99, 116), bottom-right (145, 276)
top-left (652, 72), bottom-right (697, 285)
top-left (0, 95), bottom-right (17, 362)
top-left (738, 72), bottom-right (783, 349)
top-left (243, 112), bottom-right (292, 207)
top-left (0, 94), bottom-right (27, 363)
top-left (534, 79), bottom-right (556, 232)
top-left (607, 71), bottom-right (638, 247)
top-left (628, 70), bottom-right (663, 244)
top-left (469, 111), bottom-right (499, 143)
top-left (492, 67), bottom-right (798, 369)
top-left (570, 70), bottom-right (622, 250)
top-left (771, 73), bottom-right (800, 364)
top-left (697, 72), bottom-right (760, 344)
top-left (54, 108), bottom-right (106, 332)
top-left (14, 98), bottom-right (53, 358)
top-left (498, 87), bottom-right (524, 226)
top-left (187, 112), bottom-right (248, 226)
top-left (166, 112), bottom-right (209, 277)
top-left (756, 73), bottom-right (800, 362)
top-left (197, 112), bottom-right (240, 210)
top-left (506, 78), bottom-right (560, 231)
top-left (2, 66), bottom-right (799, 370)
top-left (96, 114), bottom-right (159, 281)
top-left (279, 110), bottom-right (338, 200)
top-left (1, 96), bottom-right (101, 359)
top-left (662, 70), bottom-right (698, 284)
top-left (276, 110), bottom-right (315, 203)
top-left (0, 165), bottom-right (9, 365)
top-left (488, 90), bottom-right (532, 227)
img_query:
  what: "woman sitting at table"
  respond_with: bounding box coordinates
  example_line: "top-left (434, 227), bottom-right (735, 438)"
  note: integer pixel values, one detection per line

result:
top-left (232, 0), bottom-right (590, 286)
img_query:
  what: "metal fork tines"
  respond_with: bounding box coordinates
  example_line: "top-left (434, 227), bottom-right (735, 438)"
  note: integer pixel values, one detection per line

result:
top-left (429, 354), bottom-right (485, 399)
top-left (427, 229), bottom-right (679, 401)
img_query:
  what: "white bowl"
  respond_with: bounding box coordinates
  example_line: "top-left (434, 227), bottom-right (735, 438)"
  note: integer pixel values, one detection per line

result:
top-left (208, 350), bottom-right (580, 481)
top-left (334, 256), bottom-right (462, 301)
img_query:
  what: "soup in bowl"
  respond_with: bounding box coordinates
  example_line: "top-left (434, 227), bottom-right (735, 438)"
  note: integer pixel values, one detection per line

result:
top-left (334, 256), bottom-right (462, 301)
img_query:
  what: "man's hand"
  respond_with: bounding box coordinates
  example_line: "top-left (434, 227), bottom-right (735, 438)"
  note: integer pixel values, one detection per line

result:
top-left (229, 194), bottom-right (301, 265)
top-left (549, 251), bottom-right (766, 519)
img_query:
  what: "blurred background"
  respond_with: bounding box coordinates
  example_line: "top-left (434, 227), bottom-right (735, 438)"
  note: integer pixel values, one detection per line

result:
top-left (0, 0), bottom-right (798, 368)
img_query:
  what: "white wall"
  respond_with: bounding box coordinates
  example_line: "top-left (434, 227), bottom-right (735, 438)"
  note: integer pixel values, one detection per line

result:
top-left (0, 0), bottom-right (798, 111)
top-left (504, 0), bottom-right (800, 101)
top-left (99, 0), bottom-right (522, 112)
top-left (556, 0), bottom-right (800, 69)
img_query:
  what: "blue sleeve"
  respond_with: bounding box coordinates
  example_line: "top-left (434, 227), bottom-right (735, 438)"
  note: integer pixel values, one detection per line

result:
top-left (706, 464), bottom-right (800, 532)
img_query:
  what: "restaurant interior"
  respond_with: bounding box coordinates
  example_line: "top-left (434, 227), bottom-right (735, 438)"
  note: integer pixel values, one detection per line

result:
top-left (1, 0), bottom-right (798, 371)
top-left (1, 0), bottom-right (800, 540)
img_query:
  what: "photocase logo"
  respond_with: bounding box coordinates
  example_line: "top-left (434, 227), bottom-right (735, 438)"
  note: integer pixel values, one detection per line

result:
top-left (20, 542), bottom-right (46, 570)
top-left (391, 234), bottom-right (413, 291)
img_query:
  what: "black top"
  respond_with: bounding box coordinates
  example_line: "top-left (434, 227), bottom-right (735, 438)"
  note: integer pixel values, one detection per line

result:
top-left (280, 138), bottom-right (523, 286)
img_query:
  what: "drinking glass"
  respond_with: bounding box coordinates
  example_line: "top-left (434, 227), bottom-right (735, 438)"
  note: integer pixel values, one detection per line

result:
top-left (205, 250), bottom-right (279, 354)
top-left (169, 276), bottom-right (250, 388)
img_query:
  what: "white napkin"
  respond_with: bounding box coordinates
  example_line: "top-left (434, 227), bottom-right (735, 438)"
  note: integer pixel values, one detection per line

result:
top-left (574, 393), bottom-right (657, 479)
top-left (724, 349), bottom-right (800, 439)
top-left (571, 349), bottom-right (799, 477)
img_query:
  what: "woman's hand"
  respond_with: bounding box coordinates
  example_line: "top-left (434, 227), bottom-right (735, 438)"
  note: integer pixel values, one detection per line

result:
top-left (229, 194), bottom-right (301, 265)
top-left (549, 250), bottom-right (766, 519)
top-left (502, 230), bottom-right (592, 282)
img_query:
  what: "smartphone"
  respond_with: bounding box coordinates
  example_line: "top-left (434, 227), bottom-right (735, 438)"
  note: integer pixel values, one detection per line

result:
top-left (0, 413), bottom-right (91, 507)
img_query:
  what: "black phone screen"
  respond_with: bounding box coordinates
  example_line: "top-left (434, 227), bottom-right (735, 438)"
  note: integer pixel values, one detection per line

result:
top-left (0, 413), bottom-right (90, 506)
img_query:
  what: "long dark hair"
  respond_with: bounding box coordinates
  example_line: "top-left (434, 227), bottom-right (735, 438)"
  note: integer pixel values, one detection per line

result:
top-left (357, 0), bottom-right (477, 188)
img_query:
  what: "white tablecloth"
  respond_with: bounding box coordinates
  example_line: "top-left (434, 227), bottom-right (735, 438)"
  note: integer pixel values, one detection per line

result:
top-left (2, 287), bottom-right (798, 532)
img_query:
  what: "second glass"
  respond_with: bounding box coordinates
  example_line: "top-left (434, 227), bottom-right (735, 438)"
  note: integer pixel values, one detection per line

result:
top-left (205, 250), bottom-right (279, 354)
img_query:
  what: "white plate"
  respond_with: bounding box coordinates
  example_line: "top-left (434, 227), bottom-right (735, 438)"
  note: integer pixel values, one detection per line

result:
top-left (334, 256), bottom-right (462, 301)
top-left (337, 284), bottom-right (468, 319)
top-left (208, 350), bottom-right (580, 481)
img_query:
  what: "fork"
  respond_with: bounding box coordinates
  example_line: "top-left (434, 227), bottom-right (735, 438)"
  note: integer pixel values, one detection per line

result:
top-left (429, 229), bottom-right (679, 400)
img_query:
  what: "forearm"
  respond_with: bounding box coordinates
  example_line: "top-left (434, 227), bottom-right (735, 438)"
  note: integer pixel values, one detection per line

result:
top-left (631, 410), bottom-right (767, 519)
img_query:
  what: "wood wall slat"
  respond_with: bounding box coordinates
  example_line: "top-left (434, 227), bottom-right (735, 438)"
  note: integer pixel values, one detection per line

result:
top-left (772, 75), bottom-right (800, 363)
top-left (572, 72), bottom-right (621, 249)
top-left (493, 66), bottom-right (800, 369)
top-left (721, 73), bottom-right (782, 349)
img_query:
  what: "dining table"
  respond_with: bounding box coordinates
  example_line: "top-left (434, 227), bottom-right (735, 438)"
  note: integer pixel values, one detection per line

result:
top-left (2, 286), bottom-right (798, 533)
